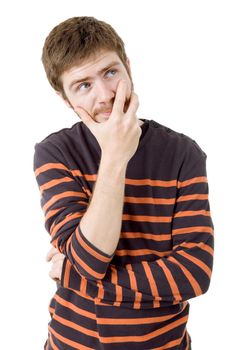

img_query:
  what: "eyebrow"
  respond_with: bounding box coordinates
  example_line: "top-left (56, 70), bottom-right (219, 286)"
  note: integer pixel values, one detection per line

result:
top-left (68, 61), bottom-right (121, 91)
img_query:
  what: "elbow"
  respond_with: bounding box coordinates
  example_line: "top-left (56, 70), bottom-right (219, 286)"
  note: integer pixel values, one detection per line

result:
top-left (198, 270), bottom-right (213, 297)
top-left (69, 225), bottom-right (114, 282)
top-left (76, 266), bottom-right (108, 282)
top-left (201, 274), bottom-right (213, 295)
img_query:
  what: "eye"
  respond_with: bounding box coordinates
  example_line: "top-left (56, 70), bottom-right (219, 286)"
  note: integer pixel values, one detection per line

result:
top-left (78, 82), bottom-right (91, 91)
top-left (105, 69), bottom-right (117, 77)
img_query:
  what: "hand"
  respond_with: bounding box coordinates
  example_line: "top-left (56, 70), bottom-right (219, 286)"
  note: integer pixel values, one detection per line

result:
top-left (75, 80), bottom-right (142, 165)
top-left (46, 246), bottom-right (65, 282)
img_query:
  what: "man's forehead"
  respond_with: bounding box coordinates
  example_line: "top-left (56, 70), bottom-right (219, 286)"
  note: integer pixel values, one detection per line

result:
top-left (62, 50), bottom-right (122, 80)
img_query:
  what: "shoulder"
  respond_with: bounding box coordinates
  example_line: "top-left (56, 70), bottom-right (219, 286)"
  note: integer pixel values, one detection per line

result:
top-left (33, 122), bottom-right (82, 169)
top-left (35, 121), bottom-right (82, 148)
top-left (150, 120), bottom-right (207, 161)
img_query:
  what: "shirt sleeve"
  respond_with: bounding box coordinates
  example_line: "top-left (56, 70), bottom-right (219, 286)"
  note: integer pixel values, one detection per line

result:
top-left (33, 140), bottom-right (114, 282)
top-left (63, 138), bottom-right (214, 308)
top-left (107, 139), bottom-right (214, 306)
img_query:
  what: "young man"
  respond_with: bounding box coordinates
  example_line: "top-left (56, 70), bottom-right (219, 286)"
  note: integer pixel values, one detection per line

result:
top-left (34, 16), bottom-right (214, 350)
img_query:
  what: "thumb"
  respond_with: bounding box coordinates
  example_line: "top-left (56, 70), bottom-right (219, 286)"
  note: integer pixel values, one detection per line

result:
top-left (75, 107), bottom-right (94, 128)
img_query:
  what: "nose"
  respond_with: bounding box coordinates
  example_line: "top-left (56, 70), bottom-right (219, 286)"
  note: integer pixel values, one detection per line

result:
top-left (95, 80), bottom-right (115, 104)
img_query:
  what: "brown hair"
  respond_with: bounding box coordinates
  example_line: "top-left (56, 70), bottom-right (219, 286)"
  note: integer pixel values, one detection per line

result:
top-left (42, 16), bottom-right (130, 100)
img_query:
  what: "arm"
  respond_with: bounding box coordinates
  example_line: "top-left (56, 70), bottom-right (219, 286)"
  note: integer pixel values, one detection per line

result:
top-left (79, 155), bottom-right (127, 257)
top-left (34, 80), bottom-right (141, 282)
top-left (59, 139), bottom-right (214, 308)
top-left (95, 141), bottom-right (214, 307)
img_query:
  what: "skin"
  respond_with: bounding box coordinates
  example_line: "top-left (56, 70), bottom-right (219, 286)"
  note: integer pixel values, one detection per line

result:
top-left (57, 49), bottom-right (143, 125)
top-left (47, 49), bottom-right (143, 281)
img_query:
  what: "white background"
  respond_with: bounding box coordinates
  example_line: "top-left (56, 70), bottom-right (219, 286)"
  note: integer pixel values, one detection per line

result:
top-left (0, 0), bottom-right (232, 349)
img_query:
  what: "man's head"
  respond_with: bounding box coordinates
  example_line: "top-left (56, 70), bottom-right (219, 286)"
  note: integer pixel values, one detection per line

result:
top-left (42, 16), bottom-right (133, 123)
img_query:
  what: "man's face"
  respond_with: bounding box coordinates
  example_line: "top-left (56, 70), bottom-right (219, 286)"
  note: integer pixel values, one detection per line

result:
top-left (59, 50), bottom-right (133, 123)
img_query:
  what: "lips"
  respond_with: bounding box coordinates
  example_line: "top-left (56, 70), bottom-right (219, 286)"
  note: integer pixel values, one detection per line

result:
top-left (100, 109), bottom-right (112, 116)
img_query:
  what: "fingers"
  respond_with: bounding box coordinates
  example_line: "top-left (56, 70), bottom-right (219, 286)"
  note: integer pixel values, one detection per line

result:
top-left (46, 246), bottom-right (65, 262)
top-left (49, 257), bottom-right (64, 281)
top-left (51, 253), bottom-right (65, 263)
top-left (46, 246), bottom-right (59, 262)
top-left (46, 246), bottom-right (65, 282)
top-left (112, 80), bottom-right (128, 116)
top-left (75, 107), bottom-right (95, 128)
top-left (126, 92), bottom-right (139, 117)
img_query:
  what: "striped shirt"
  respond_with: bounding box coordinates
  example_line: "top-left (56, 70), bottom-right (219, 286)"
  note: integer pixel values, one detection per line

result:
top-left (33, 118), bottom-right (214, 350)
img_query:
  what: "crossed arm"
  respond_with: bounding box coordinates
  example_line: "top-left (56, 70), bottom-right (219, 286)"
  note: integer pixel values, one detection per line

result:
top-left (35, 130), bottom-right (214, 307)
top-left (46, 245), bottom-right (65, 282)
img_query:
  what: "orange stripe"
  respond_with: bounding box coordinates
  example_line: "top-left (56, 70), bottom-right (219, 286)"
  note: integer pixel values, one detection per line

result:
top-left (173, 241), bottom-right (214, 256)
top-left (157, 260), bottom-right (182, 302)
top-left (48, 315), bottom-right (188, 350)
top-left (177, 194), bottom-right (208, 202)
top-left (177, 176), bottom-right (207, 188)
top-left (70, 243), bottom-right (105, 280)
top-left (125, 196), bottom-right (175, 205)
top-left (36, 165), bottom-right (179, 188)
top-left (99, 315), bottom-right (189, 343)
top-left (53, 312), bottom-right (98, 337)
top-left (45, 207), bottom-right (66, 222)
top-left (82, 186), bottom-right (92, 197)
top-left (126, 263), bottom-right (142, 309)
top-left (96, 302), bottom-right (188, 325)
top-left (63, 259), bottom-right (71, 288)
top-left (116, 248), bottom-right (172, 258)
top-left (74, 174), bottom-right (178, 188)
top-left (168, 256), bottom-right (202, 296)
top-left (120, 232), bottom-right (171, 241)
top-left (49, 332), bottom-right (59, 350)
top-left (125, 178), bottom-right (177, 187)
top-left (110, 265), bottom-right (122, 306)
top-left (35, 164), bottom-right (206, 192)
top-left (78, 200), bottom-right (89, 205)
top-left (174, 210), bottom-right (210, 218)
top-left (141, 261), bottom-right (161, 307)
top-left (80, 276), bottom-right (87, 295)
top-left (35, 162), bottom-right (69, 177)
top-left (71, 170), bottom-right (96, 181)
top-left (40, 177), bottom-right (74, 194)
top-left (96, 280), bottom-right (104, 300)
top-left (151, 327), bottom-right (187, 349)
top-left (123, 214), bottom-right (172, 223)
top-left (53, 293), bottom-right (96, 320)
top-left (48, 325), bottom-right (95, 350)
top-left (43, 191), bottom-right (87, 213)
top-left (50, 212), bottom-right (82, 238)
top-left (172, 226), bottom-right (213, 235)
top-left (76, 226), bottom-right (112, 263)
top-left (177, 250), bottom-right (212, 278)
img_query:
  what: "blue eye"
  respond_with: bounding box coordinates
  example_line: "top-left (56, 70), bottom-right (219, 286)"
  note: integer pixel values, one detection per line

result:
top-left (78, 82), bottom-right (91, 91)
top-left (106, 69), bottom-right (117, 77)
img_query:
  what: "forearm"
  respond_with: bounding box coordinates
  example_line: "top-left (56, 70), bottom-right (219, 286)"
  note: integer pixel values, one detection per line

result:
top-left (79, 155), bottom-right (127, 256)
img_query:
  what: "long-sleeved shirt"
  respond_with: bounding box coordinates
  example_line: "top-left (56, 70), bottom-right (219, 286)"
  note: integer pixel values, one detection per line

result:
top-left (33, 118), bottom-right (214, 350)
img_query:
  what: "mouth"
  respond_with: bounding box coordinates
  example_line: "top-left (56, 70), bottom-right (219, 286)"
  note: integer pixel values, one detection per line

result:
top-left (101, 110), bottom-right (112, 117)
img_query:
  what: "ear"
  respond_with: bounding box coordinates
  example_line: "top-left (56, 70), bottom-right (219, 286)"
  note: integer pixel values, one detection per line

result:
top-left (126, 57), bottom-right (132, 76)
top-left (56, 91), bottom-right (73, 109)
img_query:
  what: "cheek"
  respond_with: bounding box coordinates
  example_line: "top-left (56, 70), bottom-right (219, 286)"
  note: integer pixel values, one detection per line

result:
top-left (72, 95), bottom-right (93, 112)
